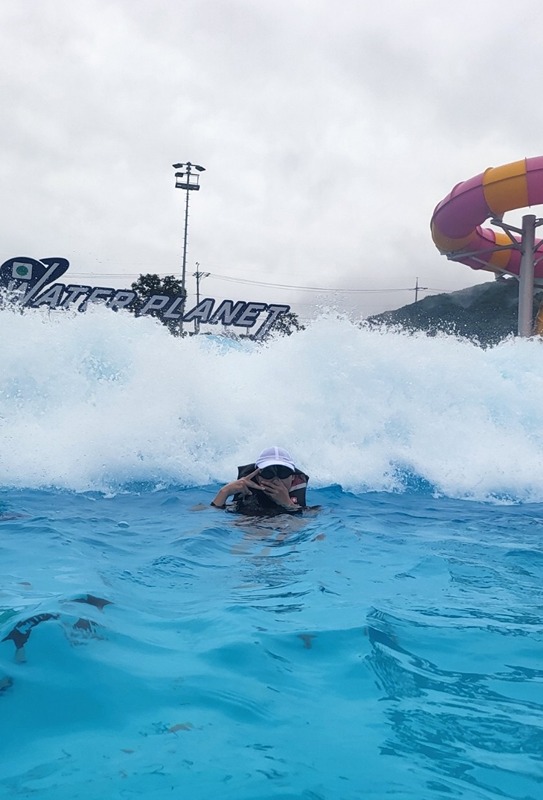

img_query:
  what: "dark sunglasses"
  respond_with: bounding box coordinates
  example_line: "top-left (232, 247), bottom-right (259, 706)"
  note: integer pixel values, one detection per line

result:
top-left (259, 465), bottom-right (295, 480)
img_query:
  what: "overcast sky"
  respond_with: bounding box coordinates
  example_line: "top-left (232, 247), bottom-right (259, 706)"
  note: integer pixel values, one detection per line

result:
top-left (2, 0), bottom-right (543, 320)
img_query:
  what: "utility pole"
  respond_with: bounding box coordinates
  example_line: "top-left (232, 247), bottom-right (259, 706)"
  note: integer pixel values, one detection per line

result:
top-left (413, 277), bottom-right (428, 302)
top-left (193, 263), bottom-right (210, 334)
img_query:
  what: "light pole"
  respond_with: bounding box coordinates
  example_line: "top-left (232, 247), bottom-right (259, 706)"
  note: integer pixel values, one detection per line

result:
top-left (173, 162), bottom-right (205, 332)
top-left (193, 262), bottom-right (210, 334)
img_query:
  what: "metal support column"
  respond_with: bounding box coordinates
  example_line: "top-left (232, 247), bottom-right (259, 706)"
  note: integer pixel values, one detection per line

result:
top-left (518, 214), bottom-right (536, 337)
top-left (173, 162), bottom-right (205, 336)
top-left (181, 186), bottom-right (190, 312)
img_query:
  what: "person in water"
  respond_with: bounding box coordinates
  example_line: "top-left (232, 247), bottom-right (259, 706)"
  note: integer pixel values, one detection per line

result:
top-left (211, 446), bottom-right (309, 515)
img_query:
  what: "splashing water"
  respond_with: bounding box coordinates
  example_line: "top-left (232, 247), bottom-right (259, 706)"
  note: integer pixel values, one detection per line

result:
top-left (1, 305), bottom-right (543, 499)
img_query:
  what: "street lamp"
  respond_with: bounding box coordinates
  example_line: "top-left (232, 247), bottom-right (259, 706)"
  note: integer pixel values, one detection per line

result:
top-left (172, 162), bottom-right (205, 330)
top-left (193, 262), bottom-right (210, 334)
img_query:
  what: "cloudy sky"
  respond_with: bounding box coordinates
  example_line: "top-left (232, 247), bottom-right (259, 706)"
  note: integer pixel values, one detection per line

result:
top-left (2, 0), bottom-right (543, 320)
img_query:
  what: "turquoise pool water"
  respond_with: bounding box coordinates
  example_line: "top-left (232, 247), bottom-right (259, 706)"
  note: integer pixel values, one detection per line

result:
top-left (1, 309), bottom-right (543, 798)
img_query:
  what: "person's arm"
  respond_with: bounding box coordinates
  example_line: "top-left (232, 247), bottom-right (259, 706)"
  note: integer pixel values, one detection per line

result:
top-left (210, 469), bottom-right (261, 509)
top-left (210, 485), bottom-right (232, 508)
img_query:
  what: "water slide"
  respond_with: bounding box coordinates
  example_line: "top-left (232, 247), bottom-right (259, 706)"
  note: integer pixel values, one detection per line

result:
top-left (430, 157), bottom-right (543, 278)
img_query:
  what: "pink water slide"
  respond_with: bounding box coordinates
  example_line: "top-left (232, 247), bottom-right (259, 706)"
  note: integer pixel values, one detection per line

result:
top-left (430, 157), bottom-right (543, 278)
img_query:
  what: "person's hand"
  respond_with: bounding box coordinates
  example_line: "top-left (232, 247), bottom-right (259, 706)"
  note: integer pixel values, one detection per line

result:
top-left (211, 468), bottom-right (262, 507)
top-left (225, 468), bottom-right (261, 497)
top-left (257, 477), bottom-right (298, 509)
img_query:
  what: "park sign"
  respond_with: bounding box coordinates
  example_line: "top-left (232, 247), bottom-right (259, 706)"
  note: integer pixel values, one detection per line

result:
top-left (0, 257), bottom-right (290, 336)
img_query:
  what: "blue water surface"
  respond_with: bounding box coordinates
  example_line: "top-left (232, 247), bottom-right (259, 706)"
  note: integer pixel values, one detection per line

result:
top-left (1, 484), bottom-right (543, 800)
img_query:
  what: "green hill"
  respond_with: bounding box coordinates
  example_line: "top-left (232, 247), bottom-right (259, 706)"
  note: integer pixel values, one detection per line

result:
top-left (367, 278), bottom-right (543, 346)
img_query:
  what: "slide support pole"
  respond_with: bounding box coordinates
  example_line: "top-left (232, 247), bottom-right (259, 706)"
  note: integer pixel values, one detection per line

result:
top-left (518, 214), bottom-right (536, 337)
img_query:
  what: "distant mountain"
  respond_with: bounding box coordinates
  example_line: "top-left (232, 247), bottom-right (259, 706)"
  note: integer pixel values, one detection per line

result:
top-left (367, 278), bottom-right (543, 346)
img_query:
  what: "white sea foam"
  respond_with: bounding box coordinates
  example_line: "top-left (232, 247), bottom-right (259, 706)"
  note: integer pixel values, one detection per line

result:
top-left (1, 304), bottom-right (543, 500)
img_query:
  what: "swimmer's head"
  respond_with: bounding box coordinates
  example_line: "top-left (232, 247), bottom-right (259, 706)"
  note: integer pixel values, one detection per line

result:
top-left (255, 446), bottom-right (295, 473)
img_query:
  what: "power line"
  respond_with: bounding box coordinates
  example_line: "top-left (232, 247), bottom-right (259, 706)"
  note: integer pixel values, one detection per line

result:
top-left (206, 272), bottom-right (422, 293)
top-left (64, 270), bottom-right (452, 296)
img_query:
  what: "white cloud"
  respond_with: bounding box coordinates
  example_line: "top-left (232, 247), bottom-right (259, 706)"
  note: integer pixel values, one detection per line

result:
top-left (2, 0), bottom-right (543, 320)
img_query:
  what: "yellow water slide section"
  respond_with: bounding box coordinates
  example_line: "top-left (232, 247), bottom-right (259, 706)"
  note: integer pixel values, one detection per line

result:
top-left (487, 231), bottom-right (515, 269)
top-left (482, 160), bottom-right (529, 216)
